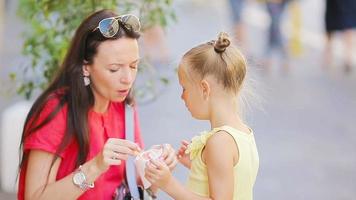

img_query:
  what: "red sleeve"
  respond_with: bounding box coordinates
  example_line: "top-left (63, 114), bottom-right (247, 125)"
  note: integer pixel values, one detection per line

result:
top-left (24, 97), bottom-right (67, 157)
top-left (133, 105), bottom-right (144, 149)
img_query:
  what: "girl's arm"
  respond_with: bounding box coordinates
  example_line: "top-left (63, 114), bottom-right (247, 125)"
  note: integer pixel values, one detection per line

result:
top-left (145, 159), bottom-right (211, 200)
top-left (204, 131), bottom-right (236, 200)
top-left (24, 138), bottom-right (140, 200)
top-left (145, 131), bottom-right (236, 200)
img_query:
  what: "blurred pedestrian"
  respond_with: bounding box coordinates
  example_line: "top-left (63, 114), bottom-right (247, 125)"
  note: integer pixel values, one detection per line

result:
top-left (263, 0), bottom-right (290, 72)
top-left (229, 0), bottom-right (248, 51)
top-left (324, 0), bottom-right (356, 73)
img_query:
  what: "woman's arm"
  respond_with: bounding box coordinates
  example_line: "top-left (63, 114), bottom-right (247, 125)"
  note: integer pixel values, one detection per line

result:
top-left (25, 150), bottom-right (103, 200)
top-left (24, 138), bottom-right (140, 200)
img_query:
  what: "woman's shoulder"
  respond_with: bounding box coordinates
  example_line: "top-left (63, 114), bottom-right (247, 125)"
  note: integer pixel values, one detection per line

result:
top-left (40, 90), bottom-right (68, 116)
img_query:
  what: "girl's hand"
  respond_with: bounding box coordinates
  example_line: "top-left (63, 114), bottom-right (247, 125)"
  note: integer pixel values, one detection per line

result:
top-left (94, 138), bottom-right (141, 172)
top-left (160, 144), bottom-right (178, 171)
top-left (144, 159), bottom-right (172, 189)
top-left (177, 140), bottom-right (191, 169)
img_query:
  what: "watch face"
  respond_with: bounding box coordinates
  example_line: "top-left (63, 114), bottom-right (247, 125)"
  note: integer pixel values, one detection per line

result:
top-left (73, 171), bottom-right (86, 185)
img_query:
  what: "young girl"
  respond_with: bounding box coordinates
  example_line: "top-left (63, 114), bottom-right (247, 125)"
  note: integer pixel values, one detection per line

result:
top-left (145, 32), bottom-right (259, 200)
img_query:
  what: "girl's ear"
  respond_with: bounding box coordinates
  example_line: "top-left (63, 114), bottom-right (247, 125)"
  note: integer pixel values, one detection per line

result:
top-left (200, 79), bottom-right (210, 100)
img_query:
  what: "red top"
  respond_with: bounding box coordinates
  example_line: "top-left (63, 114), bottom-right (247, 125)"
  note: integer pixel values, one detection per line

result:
top-left (18, 95), bottom-right (144, 200)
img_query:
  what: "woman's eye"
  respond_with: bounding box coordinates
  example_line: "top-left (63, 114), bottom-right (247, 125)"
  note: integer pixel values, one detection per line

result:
top-left (130, 65), bottom-right (138, 70)
top-left (109, 69), bottom-right (118, 73)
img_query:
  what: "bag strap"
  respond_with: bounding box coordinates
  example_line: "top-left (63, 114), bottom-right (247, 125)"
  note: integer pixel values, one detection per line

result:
top-left (125, 105), bottom-right (141, 199)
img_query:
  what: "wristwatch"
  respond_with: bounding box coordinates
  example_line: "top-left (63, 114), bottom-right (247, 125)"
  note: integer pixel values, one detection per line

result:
top-left (146, 188), bottom-right (157, 199)
top-left (72, 165), bottom-right (95, 190)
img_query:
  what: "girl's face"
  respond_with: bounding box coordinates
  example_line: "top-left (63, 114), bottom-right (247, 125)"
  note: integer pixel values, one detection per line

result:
top-left (84, 37), bottom-right (139, 103)
top-left (178, 64), bottom-right (208, 119)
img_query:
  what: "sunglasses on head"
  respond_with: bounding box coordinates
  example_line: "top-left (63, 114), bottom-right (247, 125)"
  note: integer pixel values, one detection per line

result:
top-left (92, 14), bottom-right (141, 38)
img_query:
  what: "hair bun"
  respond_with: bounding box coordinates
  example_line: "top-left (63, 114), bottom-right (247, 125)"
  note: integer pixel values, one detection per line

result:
top-left (214, 32), bottom-right (231, 53)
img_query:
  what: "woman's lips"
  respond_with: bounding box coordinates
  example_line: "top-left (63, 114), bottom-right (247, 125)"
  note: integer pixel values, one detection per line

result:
top-left (117, 89), bottom-right (129, 96)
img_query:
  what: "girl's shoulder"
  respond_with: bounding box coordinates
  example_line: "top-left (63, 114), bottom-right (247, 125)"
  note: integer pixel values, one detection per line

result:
top-left (186, 126), bottom-right (253, 160)
top-left (185, 127), bottom-right (233, 160)
top-left (185, 130), bottom-right (214, 160)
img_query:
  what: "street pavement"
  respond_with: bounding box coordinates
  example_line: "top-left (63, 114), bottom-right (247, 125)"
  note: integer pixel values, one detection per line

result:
top-left (1, 0), bottom-right (356, 199)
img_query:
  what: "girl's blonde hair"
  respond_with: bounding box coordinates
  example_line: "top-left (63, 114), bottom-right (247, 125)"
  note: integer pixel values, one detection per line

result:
top-left (182, 32), bottom-right (247, 93)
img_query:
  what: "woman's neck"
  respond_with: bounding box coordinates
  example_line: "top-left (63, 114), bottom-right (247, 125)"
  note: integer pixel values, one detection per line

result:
top-left (92, 91), bottom-right (110, 114)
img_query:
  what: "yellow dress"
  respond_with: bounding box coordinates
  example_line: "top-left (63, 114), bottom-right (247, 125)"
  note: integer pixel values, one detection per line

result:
top-left (186, 125), bottom-right (259, 200)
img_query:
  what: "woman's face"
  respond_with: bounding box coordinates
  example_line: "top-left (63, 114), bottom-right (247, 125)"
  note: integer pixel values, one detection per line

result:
top-left (84, 37), bottom-right (139, 103)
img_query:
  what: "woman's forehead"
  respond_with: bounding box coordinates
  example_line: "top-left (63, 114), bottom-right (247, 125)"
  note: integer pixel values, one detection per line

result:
top-left (95, 38), bottom-right (139, 64)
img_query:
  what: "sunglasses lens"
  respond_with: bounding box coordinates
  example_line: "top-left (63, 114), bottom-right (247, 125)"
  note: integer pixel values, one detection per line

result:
top-left (120, 15), bottom-right (141, 32)
top-left (99, 18), bottom-right (119, 38)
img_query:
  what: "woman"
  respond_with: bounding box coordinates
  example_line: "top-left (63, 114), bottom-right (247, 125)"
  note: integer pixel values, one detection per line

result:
top-left (18, 9), bottom-right (177, 200)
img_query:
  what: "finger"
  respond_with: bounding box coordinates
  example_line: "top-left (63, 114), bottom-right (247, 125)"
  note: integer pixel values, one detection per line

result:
top-left (114, 145), bottom-right (137, 155)
top-left (108, 143), bottom-right (138, 156)
top-left (108, 138), bottom-right (141, 151)
top-left (179, 144), bottom-right (187, 150)
top-left (162, 143), bottom-right (174, 159)
top-left (145, 164), bottom-right (160, 179)
top-left (150, 159), bottom-right (166, 170)
top-left (177, 147), bottom-right (185, 155)
top-left (181, 140), bottom-right (190, 146)
top-left (104, 147), bottom-right (130, 161)
top-left (144, 172), bottom-right (157, 184)
top-left (177, 147), bottom-right (187, 157)
top-left (146, 161), bottom-right (159, 171)
top-left (164, 150), bottom-right (176, 166)
top-left (160, 145), bottom-right (168, 159)
top-left (168, 157), bottom-right (179, 170)
top-left (145, 164), bottom-right (158, 175)
top-left (104, 157), bottom-right (122, 166)
top-left (113, 153), bottom-right (129, 161)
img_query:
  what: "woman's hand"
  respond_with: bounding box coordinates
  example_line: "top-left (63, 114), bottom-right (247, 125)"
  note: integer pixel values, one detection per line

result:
top-left (177, 140), bottom-right (191, 169)
top-left (94, 138), bottom-right (141, 172)
top-left (160, 143), bottom-right (178, 171)
top-left (144, 159), bottom-right (172, 190)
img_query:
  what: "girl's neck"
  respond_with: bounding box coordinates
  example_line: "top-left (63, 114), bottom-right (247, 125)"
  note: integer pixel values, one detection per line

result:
top-left (209, 96), bottom-right (247, 132)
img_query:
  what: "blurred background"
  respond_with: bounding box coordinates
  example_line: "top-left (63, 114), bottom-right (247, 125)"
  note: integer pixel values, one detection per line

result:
top-left (1, 0), bottom-right (355, 199)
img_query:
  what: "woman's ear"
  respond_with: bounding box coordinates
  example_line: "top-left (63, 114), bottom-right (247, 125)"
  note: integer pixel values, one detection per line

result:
top-left (82, 63), bottom-right (90, 76)
top-left (200, 79), bottom-right (210, 100)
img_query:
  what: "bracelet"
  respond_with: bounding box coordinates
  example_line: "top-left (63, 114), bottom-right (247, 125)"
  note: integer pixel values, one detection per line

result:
top-left (146, 188), bottom-right (157, 199)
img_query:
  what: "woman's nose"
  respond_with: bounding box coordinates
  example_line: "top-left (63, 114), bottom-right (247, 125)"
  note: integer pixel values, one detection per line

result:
top-left (120, 67), bottom-right (134, 84)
